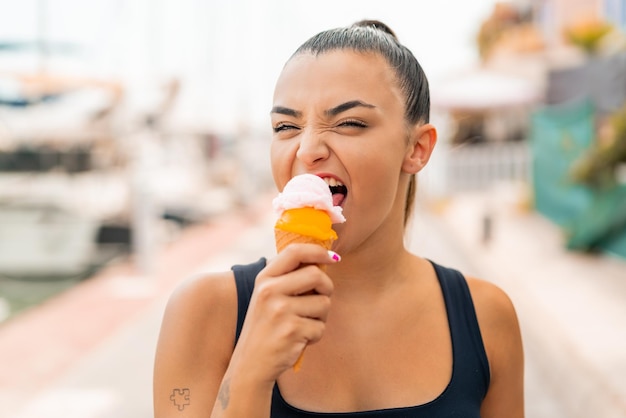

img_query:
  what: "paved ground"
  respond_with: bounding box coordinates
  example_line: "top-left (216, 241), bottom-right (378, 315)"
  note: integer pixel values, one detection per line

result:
top-left (0, 189), bottom-right (624, 418)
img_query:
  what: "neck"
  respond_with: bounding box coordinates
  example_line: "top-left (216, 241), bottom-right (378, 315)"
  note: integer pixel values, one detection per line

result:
top-left (327, 177), bottom-right (418, 297)
top-left (327, 222), bottom-right (416, 299)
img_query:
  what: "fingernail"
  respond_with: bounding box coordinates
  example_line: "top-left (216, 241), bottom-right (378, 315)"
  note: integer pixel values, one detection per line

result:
top-left (328, 250), bottom-right (341, 262)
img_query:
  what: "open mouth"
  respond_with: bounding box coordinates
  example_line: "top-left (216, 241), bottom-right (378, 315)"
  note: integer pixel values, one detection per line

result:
top-left (322, 177), bottom-right (347, 207)
top-left (330, 184), bottom-right (347, 206)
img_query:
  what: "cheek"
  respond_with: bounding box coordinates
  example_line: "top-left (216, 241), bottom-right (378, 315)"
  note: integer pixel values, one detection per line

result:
top-left (352, 152), bottom-right (404, 210)
top-left (270, 141), bottom-right (292, 189)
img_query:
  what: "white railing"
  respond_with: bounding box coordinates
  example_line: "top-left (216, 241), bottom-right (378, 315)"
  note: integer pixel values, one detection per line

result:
top-left (444, 141), bottom-right (531, 193)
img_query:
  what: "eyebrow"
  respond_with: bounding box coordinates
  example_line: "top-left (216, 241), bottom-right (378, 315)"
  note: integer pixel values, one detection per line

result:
top-left (270, 100), bottom-right (376, 118)
top-left (325, 100), bottom-right (375, 117)
top-left (270, 106), bottom-right (301, 118)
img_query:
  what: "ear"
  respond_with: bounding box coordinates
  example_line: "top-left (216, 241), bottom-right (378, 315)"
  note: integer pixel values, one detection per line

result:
top-left (402, 123), bottom-right (437, 174)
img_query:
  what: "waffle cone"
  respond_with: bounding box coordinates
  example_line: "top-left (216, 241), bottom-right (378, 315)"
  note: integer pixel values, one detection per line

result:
top-left (274, 229), bottom-right (334, 371)
top-left (274, 229), bottom-right (334, 253)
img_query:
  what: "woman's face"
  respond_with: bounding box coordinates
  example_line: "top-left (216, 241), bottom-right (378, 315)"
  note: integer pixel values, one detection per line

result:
top-left (270, 50), bottom-right (413, 252)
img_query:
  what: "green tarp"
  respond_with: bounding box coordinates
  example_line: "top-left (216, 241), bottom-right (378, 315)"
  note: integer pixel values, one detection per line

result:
top-left (530, 99), bottom-right (626, 259)
top-left (530, 99), bottom-right (595, 225)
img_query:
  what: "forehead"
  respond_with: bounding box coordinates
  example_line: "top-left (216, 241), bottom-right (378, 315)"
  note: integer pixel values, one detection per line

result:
top-left (273, 50), bottom-right (402, 110)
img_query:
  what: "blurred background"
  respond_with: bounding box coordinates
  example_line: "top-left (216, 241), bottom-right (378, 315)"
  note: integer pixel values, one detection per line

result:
top-left (0, 0), bottom-right (625, 417)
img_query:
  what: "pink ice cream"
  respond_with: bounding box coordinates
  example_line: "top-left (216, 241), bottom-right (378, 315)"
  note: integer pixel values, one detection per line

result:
top-left (272, 174), bottom-right (346, 224)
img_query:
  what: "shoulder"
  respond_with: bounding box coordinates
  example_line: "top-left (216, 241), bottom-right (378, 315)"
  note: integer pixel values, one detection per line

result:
top-left (156, 268), bottom-right (241, 368)
top-left (161, 258), bottom-right (266, 338)
top-left (465, 277), bottom-right (520, 336)
top-left (463, 279), bottom-right (524, 416)
top-left (163, 269), bottom-right (238, 337)
top-left (433, 263), bottom-right (519, 330)
top-left (465, 277), bottom-right (524, 391)
top-left (170, 268), bottom-right (237, 304)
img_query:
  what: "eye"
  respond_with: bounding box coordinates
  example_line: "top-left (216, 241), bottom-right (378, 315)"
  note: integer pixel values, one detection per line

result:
top-left (273, 123), bottom-right (299, 133)
top-left (337, 119), bottom-right (367, 129)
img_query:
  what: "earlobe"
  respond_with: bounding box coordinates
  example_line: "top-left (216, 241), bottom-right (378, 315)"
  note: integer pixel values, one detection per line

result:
top-left (402, 123), bottom-right (437, 174)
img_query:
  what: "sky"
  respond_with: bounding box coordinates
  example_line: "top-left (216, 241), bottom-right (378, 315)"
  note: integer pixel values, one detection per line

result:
top-left (0, 0), bottom-right (499, 133)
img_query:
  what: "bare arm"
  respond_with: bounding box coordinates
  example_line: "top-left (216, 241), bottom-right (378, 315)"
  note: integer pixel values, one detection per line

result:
top-left (468, 278), bottom-right (525, 418)
top-left (153, 270), bottom-right (246, 417)
top-left (153, 244), bottom-right (337, 417)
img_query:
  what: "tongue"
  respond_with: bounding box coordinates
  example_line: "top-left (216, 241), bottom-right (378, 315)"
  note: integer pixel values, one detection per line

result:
top-left (332, 193), bottom-right (344, 207)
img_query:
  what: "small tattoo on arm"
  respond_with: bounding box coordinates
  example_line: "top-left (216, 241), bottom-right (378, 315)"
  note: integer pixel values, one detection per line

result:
top-left (217, 378), bottom-right (231, 410)
top-left (170, 388), bottom-right (191, 411)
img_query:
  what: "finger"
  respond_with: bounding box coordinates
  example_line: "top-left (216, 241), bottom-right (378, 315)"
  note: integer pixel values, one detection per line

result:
top-left (292, 293), bottom-right (332, 322)
top-left (266, 244), bottom-right (340, 276)
top-left (259, 264), bottom-right (334, 298)
top-left (287, 265), bottom-right (335, 297)
top-left (292, 315), bottom-right (327, 346)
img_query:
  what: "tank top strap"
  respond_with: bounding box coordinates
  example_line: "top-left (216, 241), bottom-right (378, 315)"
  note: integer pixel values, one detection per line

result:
top-left (232, 257), bottom-right (267, 346)
top-left (430, 261), bottom-right (491, 398)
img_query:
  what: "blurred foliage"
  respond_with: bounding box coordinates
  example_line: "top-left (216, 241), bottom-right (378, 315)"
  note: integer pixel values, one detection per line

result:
top-left (476, 2), bottom-right (542, 61)
top-left (477, 2), bottom-right (524, 59)
top-left (571, 104), bottom-right (626, 189)
top-left (564, 19), bottom-right (614, 54)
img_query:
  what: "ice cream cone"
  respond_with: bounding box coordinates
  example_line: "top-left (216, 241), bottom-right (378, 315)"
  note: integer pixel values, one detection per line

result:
top-left (272, 174), bottom-right (346, 372)
top-left (274, 216), bottom-right (334, 372)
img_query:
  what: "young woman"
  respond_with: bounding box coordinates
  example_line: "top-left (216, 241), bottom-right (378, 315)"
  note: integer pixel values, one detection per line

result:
top-left (154, 20), bottom-right (524, 417)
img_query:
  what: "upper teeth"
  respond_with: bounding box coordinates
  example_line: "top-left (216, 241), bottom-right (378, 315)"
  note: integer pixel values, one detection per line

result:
top-left (323, 177), bottom-right (343, 187)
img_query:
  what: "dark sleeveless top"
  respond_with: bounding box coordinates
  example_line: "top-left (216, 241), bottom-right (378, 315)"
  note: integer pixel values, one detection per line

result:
top-left (232, 258), bottom-right (490, 417)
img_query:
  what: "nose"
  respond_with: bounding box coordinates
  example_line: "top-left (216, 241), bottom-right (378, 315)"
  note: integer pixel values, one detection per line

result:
top-left (296, 128), bottom-right (329, 166)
